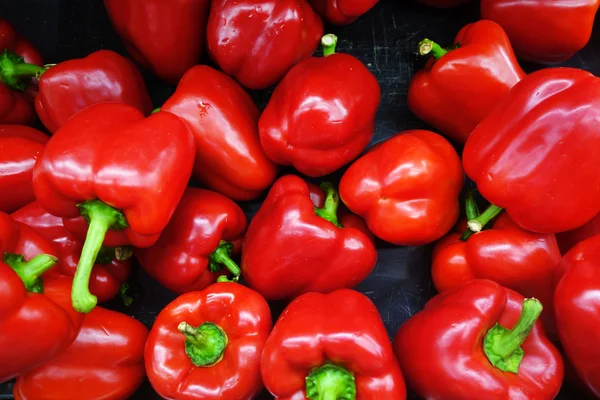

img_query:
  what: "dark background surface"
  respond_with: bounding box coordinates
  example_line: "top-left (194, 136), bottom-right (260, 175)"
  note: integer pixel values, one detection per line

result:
top-left (1, 0), bottom-right (597, 398)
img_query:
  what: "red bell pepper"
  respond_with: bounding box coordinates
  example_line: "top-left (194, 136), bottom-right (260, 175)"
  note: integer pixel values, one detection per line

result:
top-left (32, 102), bottom-right (195, 313)
top-left (417, 0), bottom-right (472, 7)
top-left (161, 65), bottom-right (277, 200)
top-left (393, 280), bottom-right (563, 399)
top-left (408, 20), bottom-right (525, 144)
top-left (241, 175), bottom-right (377, 301)
top-left (145, 282), bottom-right (271, 400)
top-left (0, 125), bottom-right (48, 213)
top-left (13, 305), bottom-right (148, 400)
top-left (0, 49), bottom-right (152, 133)
top-left (339, 129), bottom-right (463, 246)
top-left (481, 0), bottom-right (600, 63)
top-left (206, 0), bottom-right (323, 90)
top-left (259, 34), bottom-right (380, 177)
top-left (136, 188), bottom-right (247, 294)
top-left (13, 201), bottom-right (132, 302)
top-left (308, 0), bottom-right (379, 25)
top-left (104, 0), bottom-right (210, 84)
top-left (556, 212), bottom-right (600, 255)
top-left (262, 289), bottom-right (406, 399)
top-left (464, 68), bottom-right (600, 234)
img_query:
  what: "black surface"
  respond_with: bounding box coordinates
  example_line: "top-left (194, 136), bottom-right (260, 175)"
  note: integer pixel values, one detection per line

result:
top-left (1, 0), bottom-right (597, 398)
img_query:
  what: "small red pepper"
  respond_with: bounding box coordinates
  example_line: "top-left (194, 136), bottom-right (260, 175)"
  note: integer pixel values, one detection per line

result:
top-left (14, 305), bottom-right (148, 400)
top-left (262, 289), bottom-right (406, 399)
top-left (308, 0), bottom-right (379, 25)
top-left (161, 65), bottom-right (277, 200)
top-left (259, 34), bottom-right (380, 177)
top-left (340, 129), bottom-right (463, 246)
top-left (104, 0), bottom-right (210, 84)
top-left (463, 68), bottom-right (600, 234)
top-left (241, 175), bottom-right (377, 301)
top-left (393, 280), bottom-right (563, 399)
top-left (556, 213), bottom-right (600, 255)
top-left (136, 188), bottom-right (247, 294)
top-left (408, 20), bottom-right (525, 144)
top-left (145, 282), bottom-right (272, 400)
top-left (0, 125), bottom-right (48, 213)
top-left (206, 0), bottom-right (323, 90)
top-left (33, 103), bottom-right (195, 313)
top-left (417, 0), bottom-right (472, 7)
top-left (481, 0), bottom-right (600, 63)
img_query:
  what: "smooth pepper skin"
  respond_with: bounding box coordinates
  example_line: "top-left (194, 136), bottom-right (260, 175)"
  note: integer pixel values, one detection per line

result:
top-left (262, 289), bottom-right (407, 399)
top-left (135, 188), bottom-right (247, 294)
top-left (417, 0), bottom-right (472, 7)
top-left (556, 213), bottom-right (600, 255)
top-left (145, 282), bottom-right (272, 400)
top-left (340, 130), bottom-right (463, 246)
top-left (259, 35), bottom-right (380, 177)
top-left (308, 0), bottom-right (379, 25)
top-left (0, 125), bottom-right (48, 213)
top-left (14, 306), bottom-right (148, 400)
top-left (162, 65), bottom-right (277, 201)
top-left (408, 20), bottom-right (525, 144)
top-left (241, 175), bottom-right (378, 301)
top-left (481, 0), bottom-right (600, 63)
top-left (394, 280), bottom-right (563, 400)
top-left (104, 0), bottom-right (210, 83)
top-left (463, 68), bottom-right (600, 234)
top-left (206, 0), bottom-right (324, 90)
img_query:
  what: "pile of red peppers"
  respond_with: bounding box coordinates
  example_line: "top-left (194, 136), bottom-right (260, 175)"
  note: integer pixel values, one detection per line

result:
top-left (1, 0), bottom-right (600, 399)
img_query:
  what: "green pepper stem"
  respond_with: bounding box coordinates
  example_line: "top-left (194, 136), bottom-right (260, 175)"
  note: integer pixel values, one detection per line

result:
top-left (151, 107), bottom-right (161, 114)
top-left (209, 241), bottom-right (241, 278)
top-left (460, 191), bottom-right (481, 241)
top-left (322, 34), bottom-right (338, 56)
top-left (314, 182), bottom-right (342, 228)
top-left (418, 39), bottom-right (448, 59)
top-left (0, 50), bottom-right (48, 91)
top-left (306, 363), bottom-right (356, 400)
top-left (467, 204), bottom-right (503, 233)
top-left (119, 283), bottom-right (133, 307)
top-left (4, 253), bottom-right (58, 293)
top-left (178, 321), bottom-right (228, 367)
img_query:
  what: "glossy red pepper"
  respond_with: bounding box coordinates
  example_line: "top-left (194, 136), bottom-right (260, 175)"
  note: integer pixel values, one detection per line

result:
top-left (241, 175), bottom-right (377, 301)
top-left (394, 280), bottom-right (563, 399)
top-left (481, 0), bottom-right (600, 63)
top-left (262, 289), bottom-right (406, 399)
top-left (556, 213), bottom-right (600, 255)
top-left (136, 188), bottom-right (247, 294)
top-left (206, 0), bottom-right (323, 90)
top-left (259, 34), bottom-right (380, 177)
top-left (340, 129), bottom-right (463, 246)
top-left (417, 0), bottom-right (472, 7)
top-left (146, 282), bottom-right (271, 400)
top-left (463, 68), bottom-right (600, 234)
top-left (104, 0), bottom-right (211, 83)
top-left (0, 125), bottom-right (48, 213)
top-left (14, 305), bottom-right (148, 400)
top-left (408, 20), bottom-right (525, 144)
top-left (13, 201), bottom-right (132, 302)
top-left (32, 103), bottom-right (194, 313)
top-left (308, 0), bottom-right (379, 24)
top-left (162, 65), bottom-right (277, 200)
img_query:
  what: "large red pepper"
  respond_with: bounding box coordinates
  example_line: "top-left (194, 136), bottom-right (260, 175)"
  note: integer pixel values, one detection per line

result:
top-left (340, 129), bottom-right (463, 246)
top-left (393, 280), bottom-right (563, 399)
top-left (556, 213), bottom-right (600, 255)
top-left (481, 0), bottom-right (600, 63)
top-left (0, 125), bottom-right (48, 213)
top-left (463, 68), bottom-right (600, 234)
top-left (32, 103), bottom-right (195, 313)
top-left (161, 65), bottom-right (277, 200)
top-left (259, 34), bottom-right (380, 177)
top-left (241, 175), bottom-right (377, 301)
top-left (308, 0), bottom-right (379, 25)
top-left (262, 289), bottom-right (406, 399)
top-left (136, 188), bottom-right (247, 293)
top-left (145, 282), bottom-right (271, 400)
top-left (206, 0), bottom-right (323, 90)
top-left (13, 305), bottom-right (148, 400)
top-left (408, 20), bottom-right (525, 144)
top-left (13, 201), bottom-right (132, 302)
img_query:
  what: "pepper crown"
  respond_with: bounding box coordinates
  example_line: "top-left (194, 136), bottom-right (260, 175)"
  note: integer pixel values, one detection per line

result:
top-left (314, 182), bottom-right (343, 228)
top-left (0, 49), bottom-right (48, 91)
top-left (306, 363), bottom-right (356, 400)
top-left (4, 252), bottom-right (58, 293)
top-left (178, 321), bottom-right (228, 367)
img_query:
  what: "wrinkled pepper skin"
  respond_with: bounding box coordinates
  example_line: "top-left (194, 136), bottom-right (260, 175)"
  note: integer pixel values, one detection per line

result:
top-left (464, 68), bottom-right (600, 234)
top-left (481, 0), bottom-right (600, 63)
top-left (13, 201), bottom-right (132, 302)
top-left (162, 65), bottom-right (277, 201)
top-left (417, 0), bottom-right (472, 7)
top-left (104, 0), bottom-right (211, 83)
top-left (308, 0), bottom-right (379, 25)
top-left (340, 130), bottom-right (463, 246)
top-left (0, 125), bottom-right (48, 213)
top-left (241, 175), bottom-right (377, 301)
top-left (394, 280), bottom-right (563, 400)
top-left (259, 35), bottom-right (380, 177)
top-left (556, 213), bottom-right (600, 255)
top-left (136, 188), bottom-right (247, 294)
top-left (206, 0), bottom-right (323, 90)
top-left (262, 289), bottom-right (406, 399)
top-left (146, 282), bottom-right (272, 400)
top-left (408, 21), bottom-right (525, 144)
